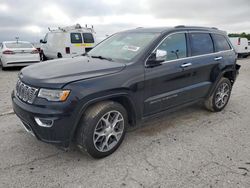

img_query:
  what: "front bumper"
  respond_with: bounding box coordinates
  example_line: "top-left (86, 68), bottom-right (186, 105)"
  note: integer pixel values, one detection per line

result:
top-left (11, 91), bottom-right (75, 147)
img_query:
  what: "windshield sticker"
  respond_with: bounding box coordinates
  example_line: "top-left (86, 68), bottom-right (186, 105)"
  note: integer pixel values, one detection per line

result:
top-left (123, 45), bottom-right (140, 52)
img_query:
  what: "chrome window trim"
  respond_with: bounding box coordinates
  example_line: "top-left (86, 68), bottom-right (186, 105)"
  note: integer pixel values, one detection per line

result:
top-left (145, 30), bottom-right (234, 67)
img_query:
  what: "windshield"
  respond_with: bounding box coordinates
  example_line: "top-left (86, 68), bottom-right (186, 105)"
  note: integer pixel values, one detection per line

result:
top-left (5, 42), bottom-right (33, 49)
top-left (88, 32), bottom-right (159, 62)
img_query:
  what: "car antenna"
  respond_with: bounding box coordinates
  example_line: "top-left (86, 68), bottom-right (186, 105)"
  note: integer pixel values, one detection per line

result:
top-left (15, 36), bottom-right (19, 43)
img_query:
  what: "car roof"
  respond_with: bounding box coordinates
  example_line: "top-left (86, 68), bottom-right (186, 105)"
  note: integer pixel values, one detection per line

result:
top-left (122, 26), bottom-right (225, 34)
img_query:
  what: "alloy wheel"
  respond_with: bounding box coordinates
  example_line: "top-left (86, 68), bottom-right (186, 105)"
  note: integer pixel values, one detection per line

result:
top-left (93, 111), bottom-right (124, 152)
top-left (215, 82), bottom-right (230, 109)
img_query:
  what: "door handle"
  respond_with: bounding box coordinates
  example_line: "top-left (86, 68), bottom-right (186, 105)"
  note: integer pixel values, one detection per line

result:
top-left (181, 62), bottom-right (192, 68)
top-left (214, 56), bottom-right (223, 61)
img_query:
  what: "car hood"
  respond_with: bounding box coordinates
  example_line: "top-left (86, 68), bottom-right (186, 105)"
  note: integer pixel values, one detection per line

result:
top-left (20, 56), bottom-right (126, 88)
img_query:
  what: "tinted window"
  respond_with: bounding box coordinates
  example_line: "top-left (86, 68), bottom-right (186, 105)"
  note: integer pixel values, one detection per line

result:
top-left (83, 33), bottom-right (94, 43)
top-left (157, 33), bottom-right (187, 61)
top-left (212, 34), bottom-right (231, 51)
top-left (190, 33), bottom-right (214, 56)
top-left (5, 42), bottom-right (33, 48)
top-left (71, 33), bottom-right (83, 43)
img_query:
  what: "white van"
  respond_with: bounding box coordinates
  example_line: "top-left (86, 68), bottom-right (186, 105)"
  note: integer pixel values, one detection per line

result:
top-left (40, 24), bottom-right (96, 60)
top-left (229, 37), bottom-right (250, 58)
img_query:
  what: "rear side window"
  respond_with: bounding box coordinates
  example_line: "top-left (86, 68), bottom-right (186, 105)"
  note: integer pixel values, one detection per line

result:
top-left (83, 33), bottom-right (94, 43)
top-left (212, 34), bottom-right (231, 52)
top-left (157, 33), bottom-right (187, 61)
top-left (190, 33), bottom-right (214, 56)
top-left (71, 33), bottom-right (83, 43)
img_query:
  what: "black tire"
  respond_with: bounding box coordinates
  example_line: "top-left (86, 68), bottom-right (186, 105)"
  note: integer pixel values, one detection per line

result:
top-left (76, 101), bottom-right (128, 158)
top-left (205, 77), bottom-right (232, 112)
top-left (40, 52), bottom-right (47, 61)
top-left (57, 53), bottom-right (62, 58)
top-left (0, 59), bottom-right (6, 71)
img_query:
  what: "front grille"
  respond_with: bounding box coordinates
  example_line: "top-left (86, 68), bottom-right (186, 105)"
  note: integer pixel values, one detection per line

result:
top-left (16, 79), bottom-right (38, 104)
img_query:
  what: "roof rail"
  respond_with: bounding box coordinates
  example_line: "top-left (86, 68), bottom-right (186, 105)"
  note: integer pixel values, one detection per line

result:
top-left (175, 25), bottom-right (185, 28)
top-left (175, 25), bottom-right (219, 30)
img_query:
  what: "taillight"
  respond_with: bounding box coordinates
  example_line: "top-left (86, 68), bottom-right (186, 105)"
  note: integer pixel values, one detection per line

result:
top-left (65, 47), bottom-right (70, 54)
top-left (3, 50), bottom-right (15, 55)
top-left (31, 49), bottom-right (39, 54)
top-left (238, 38), bottom-right (241, 45)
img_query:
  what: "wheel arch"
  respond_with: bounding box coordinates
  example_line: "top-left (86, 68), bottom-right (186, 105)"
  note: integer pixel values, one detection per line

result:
top-left (71, 93), bottom-right (137, 141)
top-left (207, 65), bottom-right (237, 98)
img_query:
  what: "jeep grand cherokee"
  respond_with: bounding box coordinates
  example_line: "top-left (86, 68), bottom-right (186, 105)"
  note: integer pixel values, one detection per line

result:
top-left (12, 26), bottom-right (240, 158)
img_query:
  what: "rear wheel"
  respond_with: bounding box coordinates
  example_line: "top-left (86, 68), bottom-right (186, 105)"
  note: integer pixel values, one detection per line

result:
top-left (0, 59), bottom-right (6, 70)
top-left (205, 77), bottom-right (232, 112)
top-left (57, 53), bottom-right (62, 58)
top-left (76, 101), bottom-right (128, 158)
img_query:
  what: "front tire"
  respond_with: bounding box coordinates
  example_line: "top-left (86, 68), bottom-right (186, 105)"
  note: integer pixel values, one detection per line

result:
top-left (76, 101), bottom-right (128, 158)
top-left (40, 52), bottom-right (47, 61)
top-left (205, 77), bottom-right (232, 112)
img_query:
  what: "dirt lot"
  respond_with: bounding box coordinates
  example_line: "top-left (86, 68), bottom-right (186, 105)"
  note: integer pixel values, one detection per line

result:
top-left (0, 58), bottom-right (250, 188)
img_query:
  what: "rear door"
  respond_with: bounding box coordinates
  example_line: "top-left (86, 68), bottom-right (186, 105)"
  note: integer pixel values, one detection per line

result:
top-left (70, 32), bottom-right (84, 56)
top-left (82, 33), bottom-right (95, 52)
top-left (185, 32), bottom-right (219, 98)
top-left (211, 33), bottom-right (235, 67)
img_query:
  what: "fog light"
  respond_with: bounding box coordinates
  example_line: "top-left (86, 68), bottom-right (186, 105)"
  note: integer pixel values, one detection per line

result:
top-left (34, 117), bottom-right (54, 128)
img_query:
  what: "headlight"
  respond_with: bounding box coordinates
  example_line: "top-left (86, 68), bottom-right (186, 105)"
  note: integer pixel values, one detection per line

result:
top-left (38, 89), bottom-right (70, 102)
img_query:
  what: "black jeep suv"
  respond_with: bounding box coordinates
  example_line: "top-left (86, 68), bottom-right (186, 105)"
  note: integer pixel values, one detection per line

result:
top-left (12, 26), bottom-right (240, 158)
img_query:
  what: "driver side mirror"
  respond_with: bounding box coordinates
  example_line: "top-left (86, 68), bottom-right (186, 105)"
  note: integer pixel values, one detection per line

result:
top-left (146, 49), bottom-right (167, 67)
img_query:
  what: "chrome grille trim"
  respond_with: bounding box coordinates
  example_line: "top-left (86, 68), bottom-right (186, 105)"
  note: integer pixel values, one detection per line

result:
top-left (16, 79), bottom-right (38, 104)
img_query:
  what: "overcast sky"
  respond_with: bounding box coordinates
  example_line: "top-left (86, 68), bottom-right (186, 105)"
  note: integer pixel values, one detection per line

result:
top-left (0, 0), bottom-right (249, 42)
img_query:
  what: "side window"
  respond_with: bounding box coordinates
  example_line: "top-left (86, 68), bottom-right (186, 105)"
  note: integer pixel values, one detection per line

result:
top-left (157, 33), bottom-right (187, 61)
top-left (83, 33), bottom-right (94, 43)
top-left (212, 34), bottom-right (231, 52)
top-left (190, 33), bottom-right (214, 56)
top-left (71, 33), bottom-right (83, 43)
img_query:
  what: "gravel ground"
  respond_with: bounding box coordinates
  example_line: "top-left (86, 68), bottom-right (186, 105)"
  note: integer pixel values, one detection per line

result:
top-left (0, 59), bottom-right (250, 188)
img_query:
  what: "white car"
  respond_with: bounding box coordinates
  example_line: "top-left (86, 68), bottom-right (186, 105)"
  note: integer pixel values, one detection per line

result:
top-left (0, 41), bottom-right (40, 70)
top-left (40, 24), bottom-right (96, 60)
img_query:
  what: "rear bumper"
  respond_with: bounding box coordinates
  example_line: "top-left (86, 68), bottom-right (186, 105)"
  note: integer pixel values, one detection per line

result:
top-left (11, 91), bottom-right (75, 147)
top-left (1, 55), bottom-right (40, 67)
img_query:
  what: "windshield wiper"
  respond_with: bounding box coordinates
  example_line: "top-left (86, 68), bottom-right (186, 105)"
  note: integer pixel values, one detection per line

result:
top-left (91, 55), bottom-right (113, 62)
top-left (72, 53), bottom-right (89, 58)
